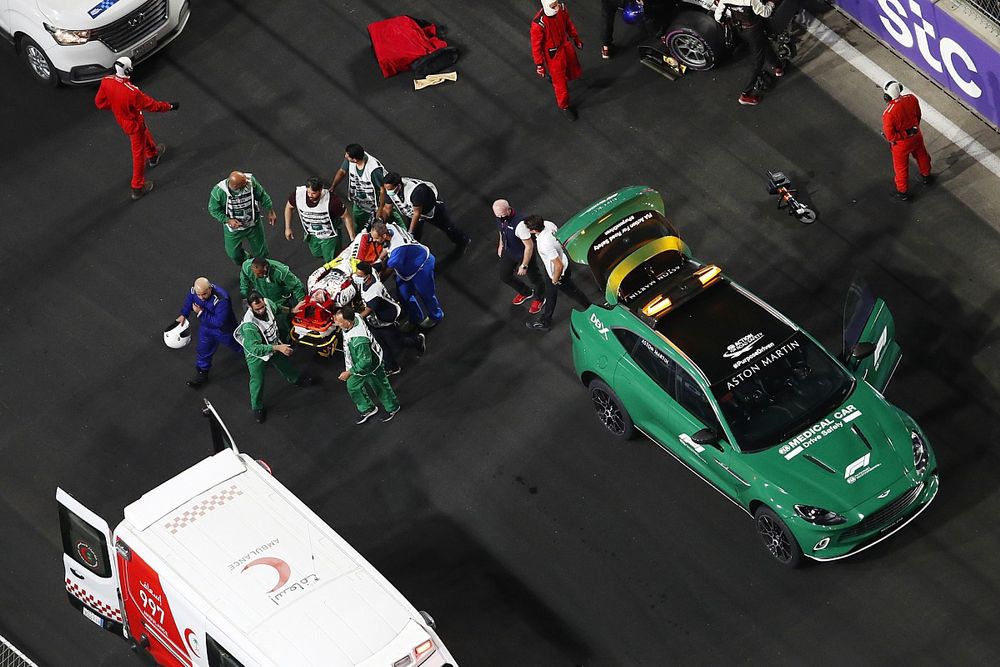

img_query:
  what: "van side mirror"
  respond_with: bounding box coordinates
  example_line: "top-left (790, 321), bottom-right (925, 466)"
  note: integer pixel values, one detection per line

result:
top-left (851, 341), bottom-right (877, 360)
top-left (691, 428), bottom-right (722, 450)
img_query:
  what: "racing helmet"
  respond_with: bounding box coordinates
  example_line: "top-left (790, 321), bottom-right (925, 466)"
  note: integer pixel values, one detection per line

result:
top-left (163, 319), bottom-right (191, 349)
top-left (114, 56), bottom-right (133, 77)
top-left (883, 80), bottom-right (903, 100)
top-left (622, 1), bottom-right (645, 24)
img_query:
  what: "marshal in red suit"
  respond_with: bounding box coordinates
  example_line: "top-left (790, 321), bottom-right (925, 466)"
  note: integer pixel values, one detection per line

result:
top-left (531, 0), bottom-right (583, 120)
top-left (881, 80), bottom-right (932, 201)
top-left (94, 57), bottom-right (177, 200)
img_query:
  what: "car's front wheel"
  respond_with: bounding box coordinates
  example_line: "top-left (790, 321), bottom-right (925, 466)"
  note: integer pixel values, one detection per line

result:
top-left (588, 379), bottom-right (635, 440)
top-left (663, 11), bottom-right (726, 71)
top-left (754, 506), bottom-right (803, 567)
top-left (20, 37), bottom-right (59, 87)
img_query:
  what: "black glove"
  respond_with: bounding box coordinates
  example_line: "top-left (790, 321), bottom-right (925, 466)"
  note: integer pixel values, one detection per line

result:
top-left (169, 102), bottom-right (179, 110)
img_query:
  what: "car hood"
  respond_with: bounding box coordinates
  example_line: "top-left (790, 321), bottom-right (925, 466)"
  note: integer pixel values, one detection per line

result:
top-left (749, 385), bottom-right (914, 512)
top-left (37, 0), bottom-right (141, 28)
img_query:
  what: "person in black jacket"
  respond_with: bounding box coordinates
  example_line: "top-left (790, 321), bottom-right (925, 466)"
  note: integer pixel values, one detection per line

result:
top-left (379, 172), bottom-right (471, 252)
top-left (353, 261), bottom-right (427, 375)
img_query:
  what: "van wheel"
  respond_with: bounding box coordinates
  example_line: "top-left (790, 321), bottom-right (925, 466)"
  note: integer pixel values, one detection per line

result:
top-left (663, 11), bottom-right (726, 71)
top-left (754, 506), bottom-right (803, 567)
top-left (589, 379), bottom-right (635, 440)
top-left (21, 37), bottom-right (59, 86)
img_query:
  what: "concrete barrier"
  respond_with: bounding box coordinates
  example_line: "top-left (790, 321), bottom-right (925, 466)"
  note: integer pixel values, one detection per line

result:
top-left (831, 0), bottom-right (1000, 130)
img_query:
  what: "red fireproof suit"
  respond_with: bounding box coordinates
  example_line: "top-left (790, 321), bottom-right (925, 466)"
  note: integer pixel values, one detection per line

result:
top-left (531, 5), bottom-right (582, 110)
top-left (94, 75), bottom-right (172, 190)
top-left (882, 93), bottom-right (931, 194)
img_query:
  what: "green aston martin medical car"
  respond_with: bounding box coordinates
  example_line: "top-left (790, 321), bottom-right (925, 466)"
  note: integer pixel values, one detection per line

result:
top-left (557, 186), bottom-right (938, 566)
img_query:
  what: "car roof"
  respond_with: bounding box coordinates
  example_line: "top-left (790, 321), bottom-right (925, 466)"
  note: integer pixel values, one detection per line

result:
top-left (655, 281), bottom-right (798, 385)
top-left (122, 449), bottom-right (415, 665)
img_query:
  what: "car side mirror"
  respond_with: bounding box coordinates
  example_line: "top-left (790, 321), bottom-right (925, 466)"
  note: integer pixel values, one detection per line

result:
top-left (851, 341), bottom-right (877, 360)
top-left (691, 428), bottom-right (722, 450)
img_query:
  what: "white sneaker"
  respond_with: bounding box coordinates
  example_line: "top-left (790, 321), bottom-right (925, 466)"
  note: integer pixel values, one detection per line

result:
top-left (356, 407), bottom-right (379, 424)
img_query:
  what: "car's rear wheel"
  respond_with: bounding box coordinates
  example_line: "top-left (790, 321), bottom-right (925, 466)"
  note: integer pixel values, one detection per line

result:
top-left (754, 506), bottom-right (803, 567)
top-left (20, 37), bottom-right (59, 87)
top-left (663, 11), bottom-right (726, 71)
top-left (588, 379), bottom-right (634, 440)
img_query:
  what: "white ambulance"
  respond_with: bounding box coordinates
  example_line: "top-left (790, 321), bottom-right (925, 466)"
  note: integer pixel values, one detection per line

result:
top-left (57, 400), bottom-right (458, 667)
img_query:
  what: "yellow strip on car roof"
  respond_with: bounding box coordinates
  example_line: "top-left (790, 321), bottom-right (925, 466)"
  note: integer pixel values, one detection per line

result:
top-left (606, 236), bottom-right (687, 304)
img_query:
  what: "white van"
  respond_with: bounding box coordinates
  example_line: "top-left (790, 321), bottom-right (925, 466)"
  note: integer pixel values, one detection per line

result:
top-left (1, 0), bottom-right (190, 85)
top-left (57, 400), bottom-right (458, 667)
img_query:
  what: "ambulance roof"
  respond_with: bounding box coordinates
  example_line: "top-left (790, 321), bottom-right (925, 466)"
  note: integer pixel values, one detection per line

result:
top-left (122, 450), bottom-right (421, 666)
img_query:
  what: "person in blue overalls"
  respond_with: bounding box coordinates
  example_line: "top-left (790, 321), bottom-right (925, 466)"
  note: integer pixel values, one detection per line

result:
top-left (175, 277), bottom-right (242, 388)
top-left (369, 220), bottom-right (443, 329)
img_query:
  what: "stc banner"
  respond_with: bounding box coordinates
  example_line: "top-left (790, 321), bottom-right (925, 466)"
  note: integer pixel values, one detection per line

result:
top-left (833, 0), bottom-right (1000, 128)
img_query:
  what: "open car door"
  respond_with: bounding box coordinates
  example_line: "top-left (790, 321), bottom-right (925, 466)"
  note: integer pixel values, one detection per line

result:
top-left (842, 280), bottom-right (902, 392)
top-left (56, 487), bottom-right (126, 636)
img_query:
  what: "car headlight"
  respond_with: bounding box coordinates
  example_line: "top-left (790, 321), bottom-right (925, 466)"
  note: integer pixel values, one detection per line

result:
top-left (794, 504), bottom-right (846, 525)
top-left (44, 24), bottom-right (91, 45)
top-left (910, 430), bottom-right (929, 474)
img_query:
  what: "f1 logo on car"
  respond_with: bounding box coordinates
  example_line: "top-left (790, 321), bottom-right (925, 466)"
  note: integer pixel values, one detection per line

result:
top-left (845, 453), bottom-right (871, 480)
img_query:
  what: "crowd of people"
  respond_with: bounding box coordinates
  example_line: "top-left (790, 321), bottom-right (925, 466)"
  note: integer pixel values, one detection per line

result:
top-left (145, 121), bottom-right (590, 427)
top-left (164, 139), bottom-right (486, 426)
top-left (158, 152), bottom-right (592, 426)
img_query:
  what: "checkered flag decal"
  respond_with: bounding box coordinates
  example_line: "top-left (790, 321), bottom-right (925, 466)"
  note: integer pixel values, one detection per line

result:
top-left (65, 579), bottom-right (123, 622)
top-left (163, 484), bottom-right (243, 534)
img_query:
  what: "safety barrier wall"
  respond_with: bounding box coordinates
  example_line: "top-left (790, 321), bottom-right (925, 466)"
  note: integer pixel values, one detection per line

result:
top-left (831, 0), bottom-right (1000, 130)
top-left (0, 635), bottom-right (38, 667)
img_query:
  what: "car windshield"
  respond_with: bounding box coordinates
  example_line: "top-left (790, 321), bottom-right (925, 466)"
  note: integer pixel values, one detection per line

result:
top-left (711, 332), bottom-right (855, 453)
top-left (586, 210), bottom-right (679, 287)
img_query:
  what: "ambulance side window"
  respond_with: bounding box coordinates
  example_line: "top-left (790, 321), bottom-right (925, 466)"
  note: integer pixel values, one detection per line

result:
top-left (207, 635), bottom-right (246, 667)
top-left (58, 505), bottom-right (112, 578)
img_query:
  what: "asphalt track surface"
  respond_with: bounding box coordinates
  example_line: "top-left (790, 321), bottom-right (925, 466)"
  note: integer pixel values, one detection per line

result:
top-left (2, 1), bottom-right (1000, 665)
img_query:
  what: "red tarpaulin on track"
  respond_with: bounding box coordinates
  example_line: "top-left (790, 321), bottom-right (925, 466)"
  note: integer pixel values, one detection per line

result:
top-left (368, 16), bottom-right (448, 78)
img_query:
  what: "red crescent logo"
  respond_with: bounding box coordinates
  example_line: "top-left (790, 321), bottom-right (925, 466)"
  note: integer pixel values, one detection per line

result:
top-left (241, 557), bottom-right (292, 592)
top-left (184, 628), bottom-right (200, 657)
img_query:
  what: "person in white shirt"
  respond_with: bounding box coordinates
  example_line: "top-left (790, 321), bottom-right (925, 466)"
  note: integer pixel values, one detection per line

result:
top-left (522, 215), bottom-right (591, 331)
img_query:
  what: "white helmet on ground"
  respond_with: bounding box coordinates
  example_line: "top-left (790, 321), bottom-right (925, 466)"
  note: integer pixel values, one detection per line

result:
top-left (164, 319), bottom-right (191, 349)
top-left (883, 80), bottom-right (903, 100)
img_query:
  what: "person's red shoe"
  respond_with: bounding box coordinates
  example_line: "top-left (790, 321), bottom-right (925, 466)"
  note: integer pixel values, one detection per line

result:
top-left (738, 93), bottom-right (760, 106)
top-left (529, 299), bottom-right (544, 315)
top-left (512, 292), bottom-right (533, 306)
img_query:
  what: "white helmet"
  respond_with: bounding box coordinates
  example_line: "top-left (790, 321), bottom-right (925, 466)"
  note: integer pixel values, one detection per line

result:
top-left (883, 80), bottom-right (903, 100)
top-left (164, 320), bottom-right (191, 349)
top-left (114, 56), bottom-right (133, 77)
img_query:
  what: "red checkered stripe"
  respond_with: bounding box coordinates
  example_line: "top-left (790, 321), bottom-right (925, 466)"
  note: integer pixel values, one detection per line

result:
top-left (65, 578), bottom-right (123, 622)
top-left (163, 484), bottom-right (244, 534)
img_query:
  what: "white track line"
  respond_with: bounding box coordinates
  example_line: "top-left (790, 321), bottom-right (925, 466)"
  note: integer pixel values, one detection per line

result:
top-left (806, 17), bottom-right (1000, 179)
